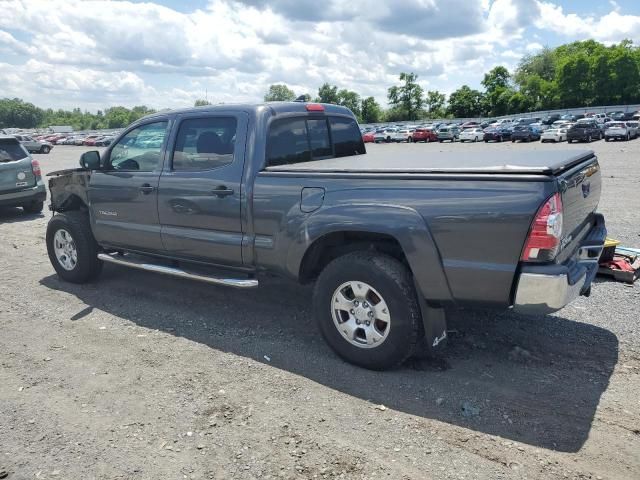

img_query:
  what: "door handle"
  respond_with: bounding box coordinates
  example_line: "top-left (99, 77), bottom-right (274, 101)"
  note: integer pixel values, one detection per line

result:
top-left (212, 186), bottom-right (234, 197)
top-left (139, 183), bottom-right (155, 194)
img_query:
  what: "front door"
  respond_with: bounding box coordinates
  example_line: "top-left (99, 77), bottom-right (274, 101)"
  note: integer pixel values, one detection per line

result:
top-left (89, 120), bottom-right (169, 253)
top-left (157, 113), bottom-right (247, 267)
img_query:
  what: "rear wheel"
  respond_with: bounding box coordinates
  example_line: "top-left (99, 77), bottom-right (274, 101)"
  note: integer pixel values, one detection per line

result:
top-left (313, 252), bottom-right (421, 370)
top-left (22, 200), bottom-right (43, 214)
top-left (46, 211), bottom-right (103, 283)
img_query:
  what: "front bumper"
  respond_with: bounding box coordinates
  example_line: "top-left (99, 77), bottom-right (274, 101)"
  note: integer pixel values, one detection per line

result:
top-left (513, 214), bottom-right (606, 314)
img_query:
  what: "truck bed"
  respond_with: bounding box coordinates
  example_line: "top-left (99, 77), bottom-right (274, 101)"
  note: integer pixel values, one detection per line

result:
top-left (266, 149), bottom-right (596, 176)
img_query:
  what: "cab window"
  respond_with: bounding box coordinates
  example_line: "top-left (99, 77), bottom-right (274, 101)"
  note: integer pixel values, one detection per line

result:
top-left (172, 117), bottom-right (237, 171)
top-left (109, 121), bottom-right (168, 171)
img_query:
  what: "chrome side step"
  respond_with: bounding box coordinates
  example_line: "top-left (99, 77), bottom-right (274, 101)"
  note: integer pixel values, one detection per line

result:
top-left (97, 253), bottom-right (258, 288)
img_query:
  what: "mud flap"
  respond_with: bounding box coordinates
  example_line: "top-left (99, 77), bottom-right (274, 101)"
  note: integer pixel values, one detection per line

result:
top-left (414, 280), bottom-right (448, 357)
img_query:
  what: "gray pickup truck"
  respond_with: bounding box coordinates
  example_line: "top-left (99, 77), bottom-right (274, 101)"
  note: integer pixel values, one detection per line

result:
top-left (46, 102), bottom-right (606, 370)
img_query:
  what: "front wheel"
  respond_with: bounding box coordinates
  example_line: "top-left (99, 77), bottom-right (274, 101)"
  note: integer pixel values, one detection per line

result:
top-left (46, 211), bottom-right (103, 283)
top-left (313, 252), bottom-right (421, 370)
top-left (41, 145), bottom-right (51, 154)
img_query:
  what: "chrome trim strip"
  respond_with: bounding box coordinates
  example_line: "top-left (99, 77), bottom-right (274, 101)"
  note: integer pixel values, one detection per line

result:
top-left (97, 253), bottom-right (258, 288)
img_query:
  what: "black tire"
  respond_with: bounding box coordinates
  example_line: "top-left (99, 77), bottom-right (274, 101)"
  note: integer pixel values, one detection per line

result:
top-left (22, 200), bottom-right (43, 214)
top-left (313, 252), bottom-right (421, 370)
top-left (605, 137), bottom-right (610, 142)
top-left (438, 139), bottom-right (443, 143)
top-left (41, 145), bottom-right (51, 154)
top-left (627, 133), bottom-right (630, 141)
top-left (587, 135), bottom-right (592, 142)
top-left (512, 139), bottom-right (515, 143)
top-left (46, 211), bottom-right (103, 283)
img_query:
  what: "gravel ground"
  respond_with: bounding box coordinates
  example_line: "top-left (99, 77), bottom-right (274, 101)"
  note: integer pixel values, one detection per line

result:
top-left (1, 140), bottom-right (639, 480)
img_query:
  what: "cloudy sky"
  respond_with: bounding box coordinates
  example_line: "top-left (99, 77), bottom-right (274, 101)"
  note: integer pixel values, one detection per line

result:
top-left (1, 0), bottom-right (639, 111)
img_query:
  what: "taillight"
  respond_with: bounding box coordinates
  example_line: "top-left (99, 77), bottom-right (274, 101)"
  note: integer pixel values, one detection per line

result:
top-left (521, 193), bottom-right (563, 262)
top-left (31, 159), bottom-right (41, 178)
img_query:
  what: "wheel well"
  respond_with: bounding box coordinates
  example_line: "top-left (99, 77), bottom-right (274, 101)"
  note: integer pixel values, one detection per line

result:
top-left (298, 231), bottom-right (408, 284)
top-left (55, 193), bottom-right (87, 212)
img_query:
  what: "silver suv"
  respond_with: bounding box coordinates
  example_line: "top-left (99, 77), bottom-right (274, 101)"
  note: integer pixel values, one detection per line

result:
top-left (0, 136), bottom-right (46, 213)
top-left (13, 134), bottom-right (53, 154)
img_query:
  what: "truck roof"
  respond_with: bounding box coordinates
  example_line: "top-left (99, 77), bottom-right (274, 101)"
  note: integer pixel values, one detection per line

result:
top-left (140, 102), bottom-right (354, 122)
top-left (266, 149), bottom-right (596, 176)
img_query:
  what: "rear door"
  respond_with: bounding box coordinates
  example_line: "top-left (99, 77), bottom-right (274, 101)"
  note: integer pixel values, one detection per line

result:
top-left (157, 112), bottom-right (248, 267)
top-left (0, 138), bottom-right (34, 192)
top-left (88, 119), bottom-right (169, 253)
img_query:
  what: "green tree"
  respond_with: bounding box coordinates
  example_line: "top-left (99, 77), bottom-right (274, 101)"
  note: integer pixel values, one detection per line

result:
top-left (337, 89), bottom-right (361, 118)
top-left (424, 90), bottom-right (446, 117)
top-left (264, 84), bottom-right (296, 102)
top-left (387, 72), bottom-right (424, 120)
top-left (447, 85), bottom-right (484, 118)
top-left (194, 99), bottom-right (211, 106)
top-left (0, 98), bottom-right (44, 129)
top-left (317, 83), bottom-right (340, 104)
top-left (361, 97), bottom-right (383, 123)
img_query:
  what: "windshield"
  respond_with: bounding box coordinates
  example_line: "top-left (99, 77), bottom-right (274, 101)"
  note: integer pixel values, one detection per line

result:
top-left (0, 139), bottom-right (28, 162)
top-left (608, 123), bottom-right (626, 128)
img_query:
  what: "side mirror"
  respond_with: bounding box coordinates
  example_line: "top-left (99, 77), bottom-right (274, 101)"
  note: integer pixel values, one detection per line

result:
top-left (80, 150), bottom-right (101, 170)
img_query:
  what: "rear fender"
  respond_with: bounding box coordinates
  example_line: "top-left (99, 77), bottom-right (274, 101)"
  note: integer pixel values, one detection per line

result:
top-left (287, 203), bottom-right (453, 303)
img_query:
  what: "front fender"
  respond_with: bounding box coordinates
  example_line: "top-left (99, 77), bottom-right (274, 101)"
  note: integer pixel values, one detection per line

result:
top-left (286, 203), bottom-right (453, 303)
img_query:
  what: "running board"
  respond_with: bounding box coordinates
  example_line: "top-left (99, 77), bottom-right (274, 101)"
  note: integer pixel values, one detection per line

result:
top-left (97, 253), bottom-right (258, 288)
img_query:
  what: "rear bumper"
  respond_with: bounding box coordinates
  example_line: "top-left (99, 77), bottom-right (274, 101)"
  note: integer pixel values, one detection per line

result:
top-left (0, 183), bottom-right (46, 207)
top-left (513, 214), bottom-right (606, 314)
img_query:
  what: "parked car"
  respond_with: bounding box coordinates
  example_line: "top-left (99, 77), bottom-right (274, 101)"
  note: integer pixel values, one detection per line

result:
top-left (373, 128), bottom-right (397, 143)
top-left (461, 121), bottom-right (480, 129)
top-left (45, 101), bottom-right (606, 370)
top-left (362, 131), bottom-right (375, 143)
top-left (567, 120), bottom-right (602, 143)
top-left (390, 129), bottom-right (414, 142)
top-left (437, 126), bottom-right (460, 142)
top-left (13, 134), bottom-right (53, 154)
top-left (540, 128), bottom-right (568, 143)
top-left (483, 126), bottom-right (512, 142)
top-left (511, 125), bottom-right (541, 143)
top-left (74, 136), bottom-right (88, 146)
top-left (412, 128), bottom-right (437, 143)
top-left (95, 136), bottom-right (116, 147)
top-left (491, 119), bottom-right (513, 127)
top-left (604, 122), bottom-right (632, 141)
top-left (458, 128), bottom-right (484, 142)
top-left (0, 135), bottom-right (46, 213)
top-left (83, 135), bottom-right (103, 146)
top-left (625, 121), bottom-right (639, 139)
top-left (542, 114), bottom-right (561, 125)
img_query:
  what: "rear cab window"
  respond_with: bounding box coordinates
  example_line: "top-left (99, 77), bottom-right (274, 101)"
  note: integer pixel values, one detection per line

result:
top-left (266, 115), bottom-right (365, 167)
top-left (0, 138), bottom-right (29, 162)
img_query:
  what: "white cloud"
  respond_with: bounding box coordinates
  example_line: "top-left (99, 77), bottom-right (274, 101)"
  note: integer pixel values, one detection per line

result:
top-left (0, 0), bottom-right (638, 110)
top-left (535, 1), bottom-right (640, 43)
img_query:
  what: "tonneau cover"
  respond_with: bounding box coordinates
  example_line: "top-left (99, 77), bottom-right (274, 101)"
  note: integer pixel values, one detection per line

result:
top-left (266, 149), bottom-right (596, 175)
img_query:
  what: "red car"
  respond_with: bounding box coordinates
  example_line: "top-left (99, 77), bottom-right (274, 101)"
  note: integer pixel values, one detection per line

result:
top-left (412, 128), bottom-right (437, 142)
top-left (362, 132), bottom-right (375, 143)
top-left (83, 135), bottom-right (102, 146)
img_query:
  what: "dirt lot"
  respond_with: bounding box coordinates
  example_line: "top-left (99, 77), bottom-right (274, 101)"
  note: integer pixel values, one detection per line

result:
top-left (1, 140), bottom-right (639, 480)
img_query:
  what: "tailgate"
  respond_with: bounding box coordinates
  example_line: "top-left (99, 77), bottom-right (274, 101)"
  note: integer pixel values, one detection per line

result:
top-left (556, 154), bottom-right (601, 258)
top-left (0, 139), bottom-right (36, 192)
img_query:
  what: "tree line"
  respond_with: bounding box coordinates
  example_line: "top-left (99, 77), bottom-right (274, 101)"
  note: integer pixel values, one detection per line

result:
top-left (0, 99), bottom-right (157, 130)
top-left (1, 40), bottom-right (639, 130)
top-left (264, 39), bottom-right (640, 122)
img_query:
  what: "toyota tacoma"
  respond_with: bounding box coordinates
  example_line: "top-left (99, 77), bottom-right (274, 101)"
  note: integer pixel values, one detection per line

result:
top-left (46, 102), bottom-right (606, 370)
